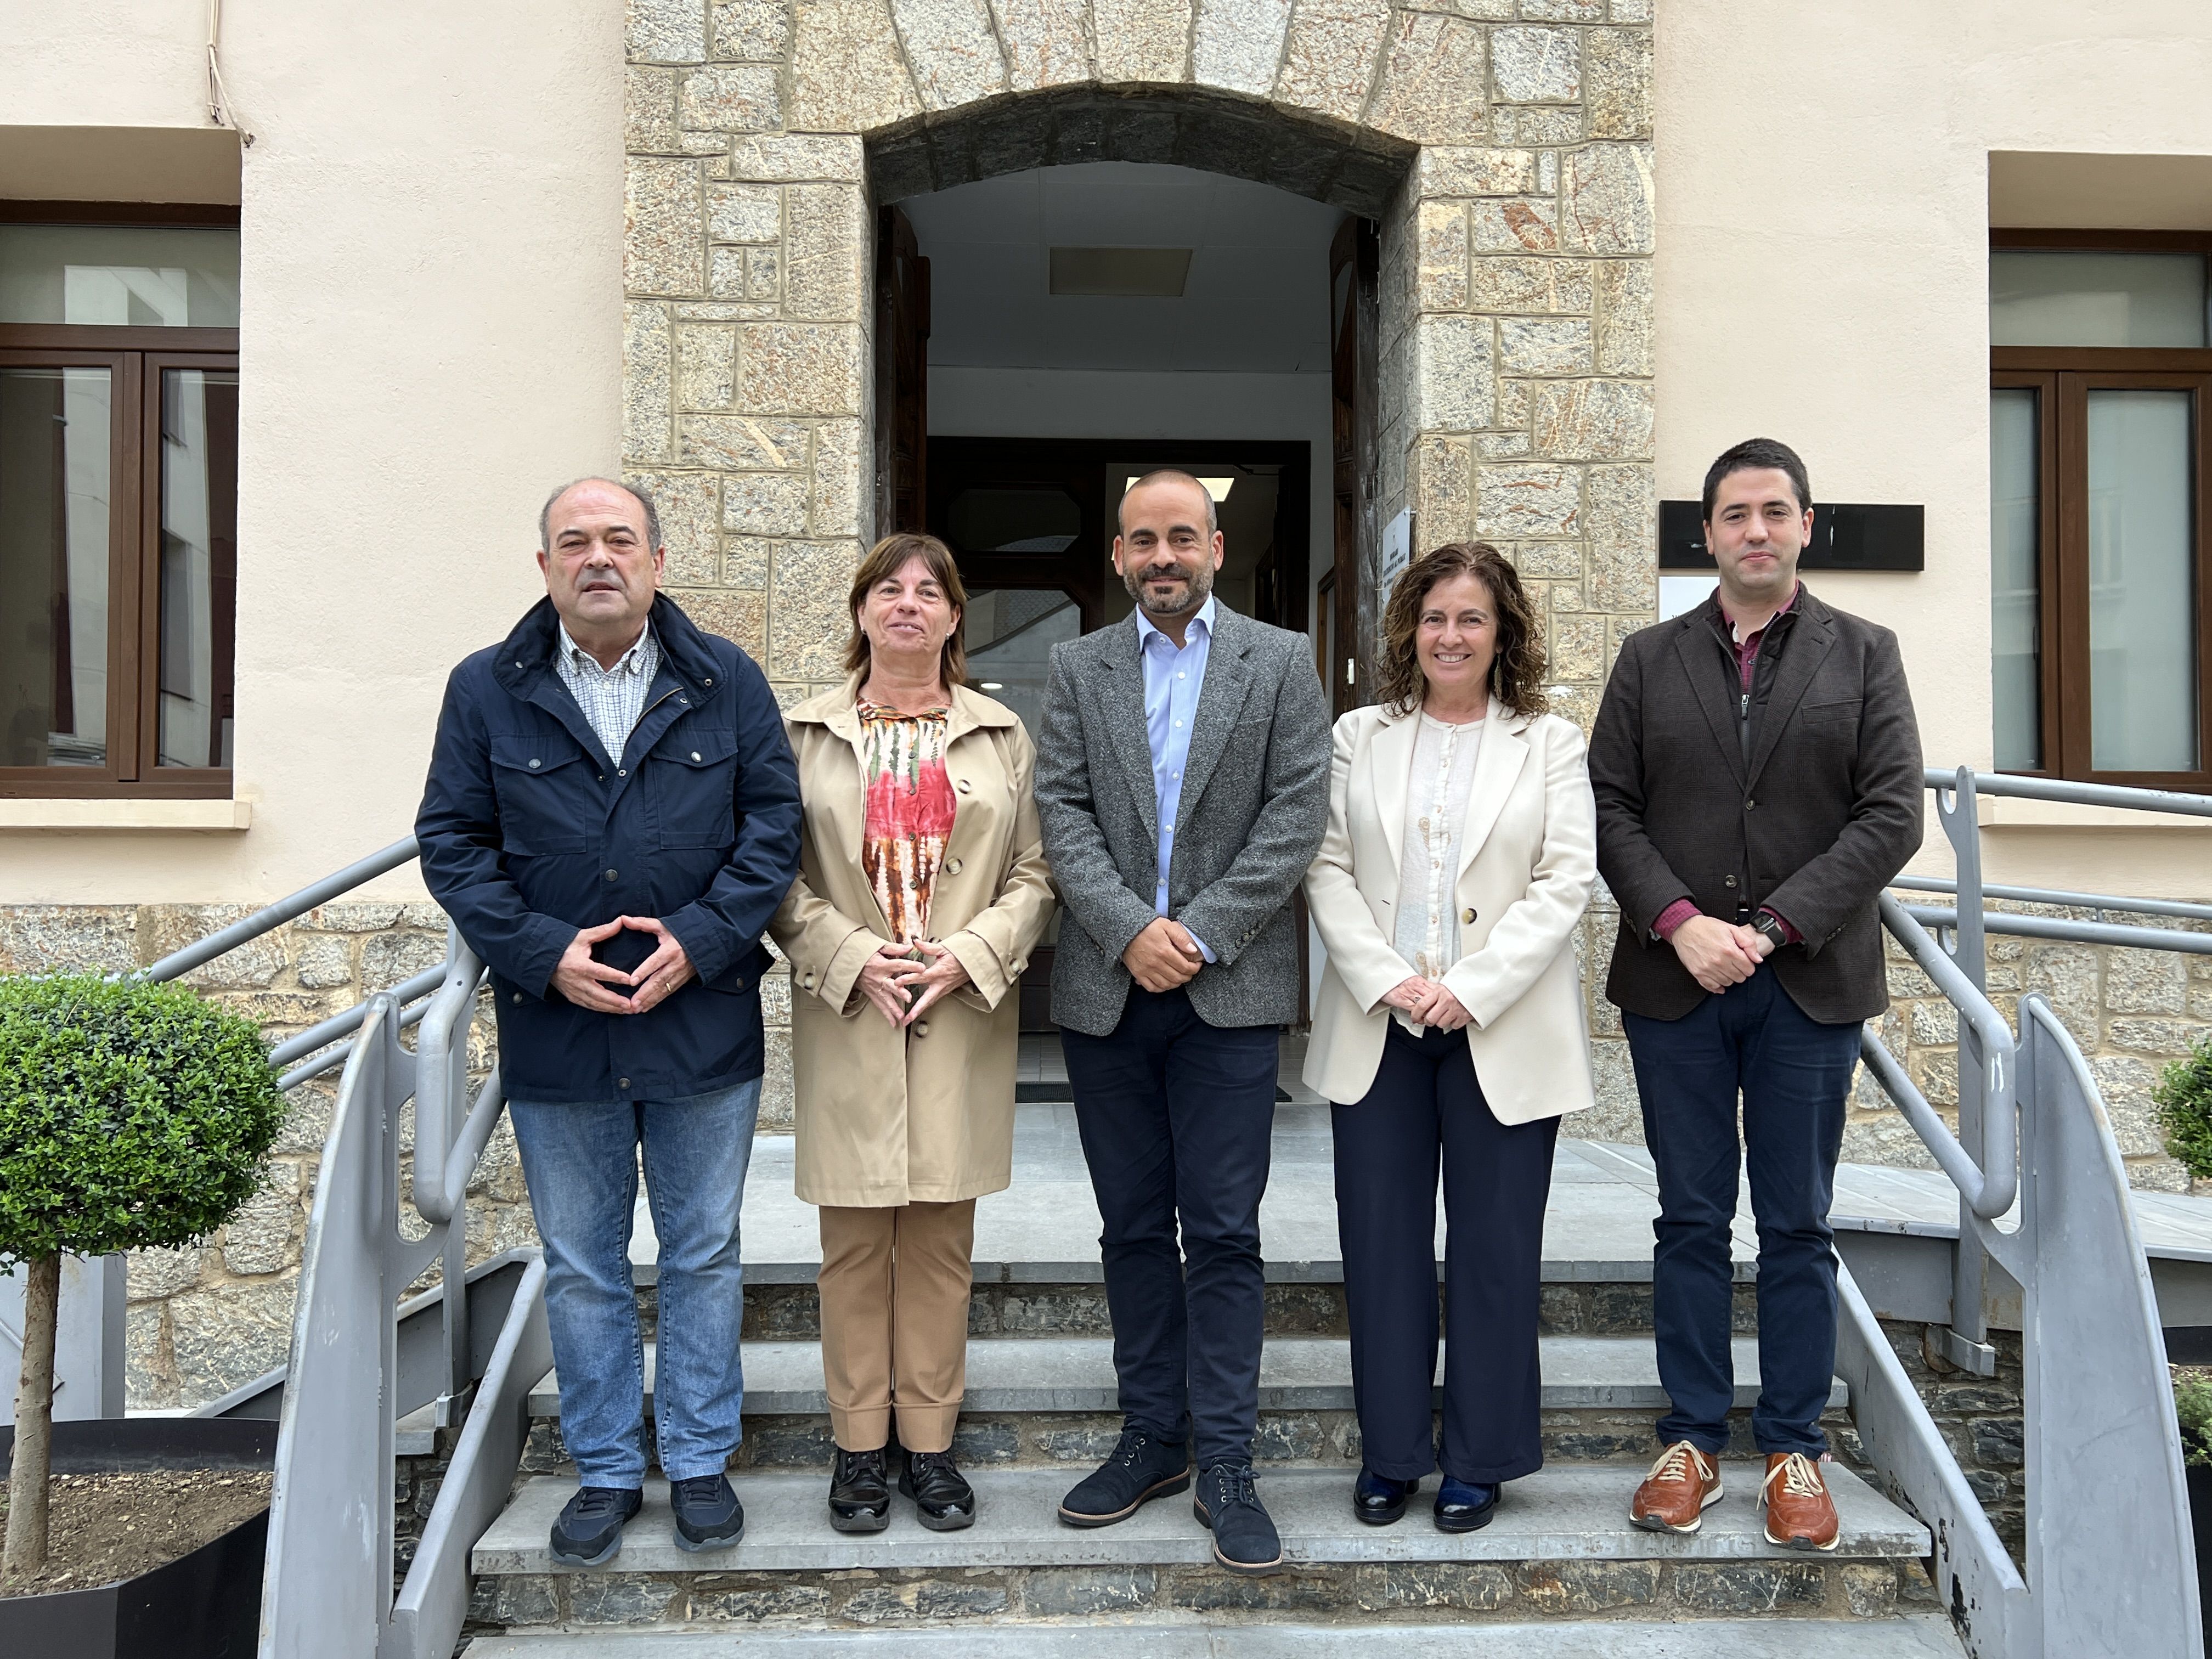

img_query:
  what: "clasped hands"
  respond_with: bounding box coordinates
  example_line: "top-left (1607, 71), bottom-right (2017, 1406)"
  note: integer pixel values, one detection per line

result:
top-left (1669, 912), bottom-right (1776, 995)
top-left (855, 937), bottom-right (972, 1027)
top-left (551, 916), bottom-right (695, 1014)
top-left (1122, 916), bottom-right (1205, 993)
top-left (1381, 974), bottom-right (1473, 1031)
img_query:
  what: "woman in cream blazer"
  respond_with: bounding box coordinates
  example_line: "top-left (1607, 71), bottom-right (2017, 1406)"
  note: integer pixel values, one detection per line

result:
top-left (1304, 541), bottom-right (1596, 1533)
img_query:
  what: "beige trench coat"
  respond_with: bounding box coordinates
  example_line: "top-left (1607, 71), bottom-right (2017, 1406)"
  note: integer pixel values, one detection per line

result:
top-left (769, 678), bottom-right (1056, 1207)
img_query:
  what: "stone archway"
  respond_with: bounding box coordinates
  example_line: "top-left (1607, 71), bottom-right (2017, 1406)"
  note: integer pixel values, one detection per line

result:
top-left (622, 0), bottom-right (1656, 1128)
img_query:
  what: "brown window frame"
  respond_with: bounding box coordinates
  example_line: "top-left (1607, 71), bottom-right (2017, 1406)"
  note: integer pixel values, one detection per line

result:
top-left (1990, 229), bottom-right (2212, 791)
top-left (0, 202), bottom-right (240, 799)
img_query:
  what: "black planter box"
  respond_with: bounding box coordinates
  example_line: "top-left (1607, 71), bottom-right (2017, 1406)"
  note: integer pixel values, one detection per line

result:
top-left (0, 1417), bottom-right (277, 1659)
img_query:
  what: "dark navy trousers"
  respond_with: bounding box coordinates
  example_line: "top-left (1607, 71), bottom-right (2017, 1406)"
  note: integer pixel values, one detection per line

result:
top-left (1333, 1020), bottom-right (1559, 1485)
top-left (1060, 987), bottom-right (1279, 1470)
top-left (1624, 967), bottom-right (1860, 1457)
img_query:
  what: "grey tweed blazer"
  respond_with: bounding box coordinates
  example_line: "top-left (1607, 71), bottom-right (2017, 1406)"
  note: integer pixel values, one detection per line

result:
top-left (1033, 604), bottom-right (1330, 1036)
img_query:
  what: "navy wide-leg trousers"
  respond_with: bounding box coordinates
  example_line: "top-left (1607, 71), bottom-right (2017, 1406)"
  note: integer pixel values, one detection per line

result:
top-left (1333, 1019), bottom-right (1559, 1485)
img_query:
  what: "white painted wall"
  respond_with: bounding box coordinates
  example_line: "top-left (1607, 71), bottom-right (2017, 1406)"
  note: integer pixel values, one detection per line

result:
top-left (1, 0), bottom-right (624, 902)
top-left (1657, 0), bottom-right (2212, 895)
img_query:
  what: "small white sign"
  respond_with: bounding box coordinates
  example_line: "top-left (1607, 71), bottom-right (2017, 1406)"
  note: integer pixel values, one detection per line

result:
top-left (1380, 509), bottom-right (1413, 597)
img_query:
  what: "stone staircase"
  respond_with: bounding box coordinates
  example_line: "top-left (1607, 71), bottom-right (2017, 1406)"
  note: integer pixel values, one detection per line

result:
top-left (456, 1104), bottom-right (1959, 1656)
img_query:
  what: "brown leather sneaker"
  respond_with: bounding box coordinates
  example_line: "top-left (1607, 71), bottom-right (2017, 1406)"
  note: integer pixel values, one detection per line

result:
top-left (1628, 1440), bottom-right (1722, 1533)
top-left (1760, 1452), bottom-right (1840, 1551)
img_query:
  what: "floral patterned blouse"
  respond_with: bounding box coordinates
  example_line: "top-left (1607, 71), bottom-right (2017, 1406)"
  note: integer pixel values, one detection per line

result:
top-left (857, 701), bottom-right (957, 943)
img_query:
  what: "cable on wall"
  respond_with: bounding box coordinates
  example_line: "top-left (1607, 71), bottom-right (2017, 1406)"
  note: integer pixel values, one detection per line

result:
top-left (206, 0), bottom-right (255, 146)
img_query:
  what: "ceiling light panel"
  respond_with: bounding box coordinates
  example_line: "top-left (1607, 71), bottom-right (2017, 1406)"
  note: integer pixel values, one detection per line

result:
top-left (1049, 246), bottom-right (1194, 297)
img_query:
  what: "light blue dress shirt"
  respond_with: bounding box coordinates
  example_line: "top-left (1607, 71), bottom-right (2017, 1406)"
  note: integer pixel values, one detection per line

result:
top-left (1134, 597), bottom-right (1218, 962)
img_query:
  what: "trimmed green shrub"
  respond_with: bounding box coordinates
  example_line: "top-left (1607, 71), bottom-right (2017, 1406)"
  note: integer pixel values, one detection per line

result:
top-left (2, 971), bottom-right (284, 1584)
top-left (2156, 1032), bottom-right (2212, 1184)
top-left (0, 973), bottom-right (285, 1265)
top-left (2176, 1372), bottom-right (2212, 1470)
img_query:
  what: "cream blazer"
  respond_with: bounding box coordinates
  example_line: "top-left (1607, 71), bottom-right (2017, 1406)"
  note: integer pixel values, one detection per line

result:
top-left (1302, 698), bottom-right (1598, 1122)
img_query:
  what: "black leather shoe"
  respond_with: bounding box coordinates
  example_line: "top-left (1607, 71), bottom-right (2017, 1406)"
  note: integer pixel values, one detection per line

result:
top-left (1193, 1462), bottom-right (1284, 1576)
top-left (1352, 1466), bottom-right (1419, 1525)
top-left (1058, 1428), bottom-right (1192, 1527)
top-left (548, 1485), bottom-right (642, 1566)
top-left (899, 1448), bottom-right (977, 1531)
top-left (1434, 1476), bottom-right (1499, 1533)
top-left (828, 1446), bottom-right (891, 1533)
top-left (670, 1472), bottom-right (745, 1552)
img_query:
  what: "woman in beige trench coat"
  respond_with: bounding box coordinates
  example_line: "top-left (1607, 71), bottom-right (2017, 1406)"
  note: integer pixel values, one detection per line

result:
top-left (769, 532), bottom-right (1054, 1536)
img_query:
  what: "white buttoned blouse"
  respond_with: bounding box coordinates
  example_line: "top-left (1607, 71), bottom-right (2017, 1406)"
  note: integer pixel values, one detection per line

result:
top-left (1389, 710), bottom-right (1485, 1028)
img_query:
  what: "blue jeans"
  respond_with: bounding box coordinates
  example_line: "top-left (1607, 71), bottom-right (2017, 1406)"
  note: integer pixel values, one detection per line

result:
top-left (508, 1078), bottom-right (760, 1487)
top-left (1059, 987), bottom-right (1278, 1470)
top-left (1624, 969), bottom-right (1859, 1457)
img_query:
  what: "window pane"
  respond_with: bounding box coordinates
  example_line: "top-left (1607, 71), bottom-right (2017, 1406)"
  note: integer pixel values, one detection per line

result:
top-left (0, 225), bottom-right (241, 327)
top-left (0, 367), bottom-right (112, 767)
top-left (1990, 388), bottom-right (2041, 769)
top-left (159, 369), bottom-right (240, 769)
top-left (1990, 251), bottom-right (2207, 348)
top-left (2087, 390), bottom-right (2199, 771)
top-left (946, 488), bottom-right (1081, 554)
top-left (965, 589), bottom-right (1080, 742)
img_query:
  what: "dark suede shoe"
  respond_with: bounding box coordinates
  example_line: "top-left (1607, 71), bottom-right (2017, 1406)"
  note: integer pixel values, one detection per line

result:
top-left (1193, 1462), bottom-right (1283, 1576)
top-left (899, 1448), bottom-right (977, 1531)
top-left (1434, 1476), bottom-right (1499, 1533)
top-left (670, 1472), bottom-right (745, 1552)
top-left (548, 1485), bottom-right (642, 1566)
top-left (829, 1446), bottom-right (891, 1533)
top-left (1058, 1428), bottom-right (1192, 1527)
top-left (1352, 1466), bottom-right (1419, 1526)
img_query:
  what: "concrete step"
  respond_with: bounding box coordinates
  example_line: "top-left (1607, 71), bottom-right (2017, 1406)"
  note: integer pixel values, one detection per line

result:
top-left (528, 1335), bottom-right (1842, 1420)
top-left (469, 1464), bottom-right (1933, 1631)
top-left (466, 1616), bottom-right (1967, 1658)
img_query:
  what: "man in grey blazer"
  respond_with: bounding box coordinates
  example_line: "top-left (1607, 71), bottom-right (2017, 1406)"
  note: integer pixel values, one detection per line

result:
top-left (1034, 470), bottom-right (1329, 1575)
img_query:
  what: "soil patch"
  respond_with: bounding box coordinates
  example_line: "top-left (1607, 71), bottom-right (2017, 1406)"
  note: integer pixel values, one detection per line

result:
top-left (0, 1469), bottom-right (272, 1598)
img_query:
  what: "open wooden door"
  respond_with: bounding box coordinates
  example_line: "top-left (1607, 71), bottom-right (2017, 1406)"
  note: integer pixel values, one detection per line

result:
top-left (874, 206), bottom-right (930, 539)
top-left (1329, 217), bottom-right (1379, 716)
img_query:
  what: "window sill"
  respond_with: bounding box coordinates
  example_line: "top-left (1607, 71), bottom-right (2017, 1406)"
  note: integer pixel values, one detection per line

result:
top-left (1977, 797), bottom-right (2212, 831)
top-left (0, 799), bottom-right (252, 832)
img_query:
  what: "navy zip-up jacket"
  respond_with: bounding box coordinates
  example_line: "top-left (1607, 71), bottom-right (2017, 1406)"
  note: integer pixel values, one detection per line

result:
top-left (415, 594), bottom-right (802, 1104)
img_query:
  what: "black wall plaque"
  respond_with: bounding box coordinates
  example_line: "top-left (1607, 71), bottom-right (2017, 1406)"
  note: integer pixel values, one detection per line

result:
top-left (1658, 500), bottom-right (1925, 572)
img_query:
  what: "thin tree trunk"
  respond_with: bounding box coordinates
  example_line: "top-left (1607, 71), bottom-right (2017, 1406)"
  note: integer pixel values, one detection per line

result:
top-left (2, 1252), bottom-right (60, 1587)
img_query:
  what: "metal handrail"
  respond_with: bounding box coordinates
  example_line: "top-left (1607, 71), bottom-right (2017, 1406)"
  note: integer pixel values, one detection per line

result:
top-left (1891, 873), bottom-right (2212, 924)
top-left (1901, 904), bottom-right (2212, 956)
top-left (141, 837), bottom-right (420, 984)
top-left (1872, 894), bottom-right (2018, 1220)
top-left (1928, 765), bottom-right (2212, 818)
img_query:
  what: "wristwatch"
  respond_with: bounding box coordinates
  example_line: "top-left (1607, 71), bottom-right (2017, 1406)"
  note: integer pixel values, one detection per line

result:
top-left (1751, 912), bottom-right (1791, 952)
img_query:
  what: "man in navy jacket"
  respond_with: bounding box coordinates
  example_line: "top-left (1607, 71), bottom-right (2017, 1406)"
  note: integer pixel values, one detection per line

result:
top-left (416, 478), bottom-right (800, 1566)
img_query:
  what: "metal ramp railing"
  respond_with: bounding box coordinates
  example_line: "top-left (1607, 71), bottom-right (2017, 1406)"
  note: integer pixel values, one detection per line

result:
top-left (1836, 766), bottom-right (2209, 1658)
top-left (148, 839), bottom-right (546, 1659)
top-left (125, 763), bottom-right (2210, 1657)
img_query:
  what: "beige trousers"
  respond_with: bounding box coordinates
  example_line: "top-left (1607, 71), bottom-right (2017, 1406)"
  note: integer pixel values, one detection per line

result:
top-left (816, 1199), bottom-right (977, 1453)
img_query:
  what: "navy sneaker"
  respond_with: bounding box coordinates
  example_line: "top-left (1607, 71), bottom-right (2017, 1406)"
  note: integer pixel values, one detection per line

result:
top-left (1058, 1427), bottom-right (1192, 1527)
top-left (1193, 1462), bottom-right (1284, 1576)
top-left (1352, 1466), bottom-right (1420, 1525)
top-left (670, 1472), bottom-right (746, 1552)
top-left (1434, 1476), bottom-right (1499, 1533)
top-left (548, 1485), bottom-right (642, 1566)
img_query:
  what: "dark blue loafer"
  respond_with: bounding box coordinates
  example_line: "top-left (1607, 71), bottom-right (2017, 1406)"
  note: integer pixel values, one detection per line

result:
top-left (1434, 1477), bottom-right (1498, 1533)
top-left (670, 1472), bottom-right (746, 1552)
top-left (549, 1484), bottom-right (642, 1566)
top-left (1352, 1467), bottom-right (1420, 1525)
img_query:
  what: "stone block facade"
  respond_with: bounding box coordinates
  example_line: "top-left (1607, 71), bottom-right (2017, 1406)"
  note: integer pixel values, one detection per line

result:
top-left (624, 0), bottom-right (1657, 1138)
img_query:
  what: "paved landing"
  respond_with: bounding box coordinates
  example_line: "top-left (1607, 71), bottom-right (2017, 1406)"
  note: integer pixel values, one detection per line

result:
top-left (641, 1098), bottom-right (2212, 1284)
top-left (474, 1463), bottom-right (1928, 1576)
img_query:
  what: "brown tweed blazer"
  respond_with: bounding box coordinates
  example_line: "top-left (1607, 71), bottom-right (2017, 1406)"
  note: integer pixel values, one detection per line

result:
top-left (1587, 584), bottom-right (1923, 1025)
